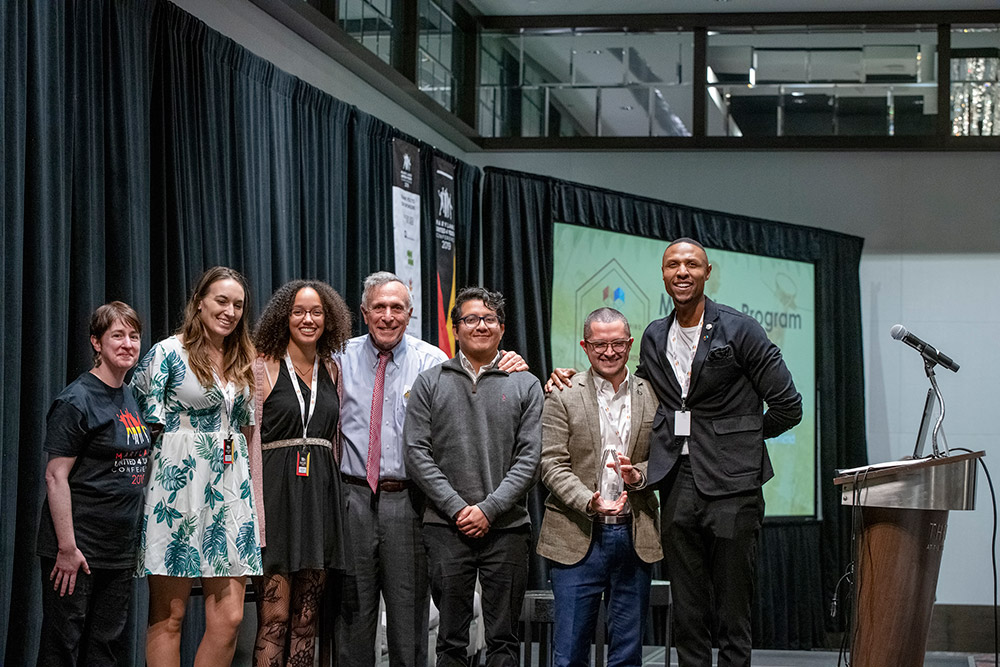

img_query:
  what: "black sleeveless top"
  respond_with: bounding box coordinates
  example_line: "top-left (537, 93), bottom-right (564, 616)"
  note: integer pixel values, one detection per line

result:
top-left (260, 361), bottom-right (339, 444)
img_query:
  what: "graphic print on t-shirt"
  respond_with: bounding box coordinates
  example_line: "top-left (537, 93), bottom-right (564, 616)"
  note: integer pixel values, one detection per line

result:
top-left (118, 408), bottom-right (150, 447)
top-left (115, 408), bottom-right (149, 485)
top-left (113, 446), bottom-right (149, 486)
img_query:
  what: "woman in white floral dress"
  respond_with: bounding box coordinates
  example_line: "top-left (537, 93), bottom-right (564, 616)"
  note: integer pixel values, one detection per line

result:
top-left (132, 266), bottom-right (259, 667)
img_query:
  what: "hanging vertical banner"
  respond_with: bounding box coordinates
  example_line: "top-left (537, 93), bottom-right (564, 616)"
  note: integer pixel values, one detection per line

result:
top-left (392, 138), bottom-right (422, 337)
top-left (433, 157), bottom-right (457, 357)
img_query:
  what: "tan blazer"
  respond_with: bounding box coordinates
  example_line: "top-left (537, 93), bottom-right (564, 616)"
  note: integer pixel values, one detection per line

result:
top-left (536, 368), bottom-right (663, 565)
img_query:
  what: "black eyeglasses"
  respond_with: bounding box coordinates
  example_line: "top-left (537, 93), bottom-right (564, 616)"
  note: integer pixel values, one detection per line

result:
top-left (585, 339), bottom-right (630, 354)
top-left (458, 314), bottom-right (501, 328)
top-left (291, 308), bottom-right (324, 320)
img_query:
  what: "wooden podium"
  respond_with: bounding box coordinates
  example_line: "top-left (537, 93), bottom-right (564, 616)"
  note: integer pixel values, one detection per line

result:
top-left (833, 451), bottom-right (982, 667)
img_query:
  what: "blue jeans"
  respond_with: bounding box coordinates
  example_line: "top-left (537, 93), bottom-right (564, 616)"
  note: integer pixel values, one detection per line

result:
top-left (549, 523), bottom-right (653, 667)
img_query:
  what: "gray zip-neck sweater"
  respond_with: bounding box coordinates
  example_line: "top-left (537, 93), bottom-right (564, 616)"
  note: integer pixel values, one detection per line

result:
top-left (404, 356), bottom-right (542, 530)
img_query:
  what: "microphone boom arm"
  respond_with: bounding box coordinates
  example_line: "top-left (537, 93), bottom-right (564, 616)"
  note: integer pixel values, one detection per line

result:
top-left (924, 359), bottom-right (949, 457)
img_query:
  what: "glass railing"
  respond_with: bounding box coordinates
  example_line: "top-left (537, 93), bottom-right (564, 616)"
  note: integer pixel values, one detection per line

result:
top-left (478, 83), bottom-right (693, 138)
top-left (336, 0), bottom-right (393, 65)
top-left (707, 82), bottom-right (938, 137)
top-left (293, 2), bottom-right (1000, 144)
top-left (417, 0), bottom-right (460, 115)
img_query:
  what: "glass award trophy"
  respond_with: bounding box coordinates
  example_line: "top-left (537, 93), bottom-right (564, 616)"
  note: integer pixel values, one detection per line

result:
top-left (597, 447), bottom-right (624, 509)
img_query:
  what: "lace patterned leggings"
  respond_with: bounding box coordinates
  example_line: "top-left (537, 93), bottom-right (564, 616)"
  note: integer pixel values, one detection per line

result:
top-left (253, 569), bottom-right (327, 667)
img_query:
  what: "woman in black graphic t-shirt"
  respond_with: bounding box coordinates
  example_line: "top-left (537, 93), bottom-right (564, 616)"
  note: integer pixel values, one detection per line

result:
top-left (35, 302), bottom-right (150, 667)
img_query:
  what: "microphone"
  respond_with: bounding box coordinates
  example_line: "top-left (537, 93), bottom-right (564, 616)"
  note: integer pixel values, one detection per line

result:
top-left (890, 324), bottom-right (960, 373)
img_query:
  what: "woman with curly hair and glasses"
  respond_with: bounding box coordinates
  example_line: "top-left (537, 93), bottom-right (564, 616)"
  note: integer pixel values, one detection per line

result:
top-left (132, 266), bottom-right (259, 667)
top-left (250, 279), bottom-right (352, 667)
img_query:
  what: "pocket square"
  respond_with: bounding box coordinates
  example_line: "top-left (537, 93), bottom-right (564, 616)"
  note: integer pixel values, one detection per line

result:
top-left (707, 345), bottom-right (734, 362)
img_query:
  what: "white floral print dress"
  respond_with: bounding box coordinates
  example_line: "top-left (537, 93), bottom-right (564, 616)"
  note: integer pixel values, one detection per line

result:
top-left (132, 336), bottom-right (261, 577)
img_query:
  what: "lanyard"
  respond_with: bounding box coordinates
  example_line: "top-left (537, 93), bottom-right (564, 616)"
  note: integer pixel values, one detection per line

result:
top-left (212, 369), bottom-right (237, 438)
top-left (284, 353), bottom-right (319, 440)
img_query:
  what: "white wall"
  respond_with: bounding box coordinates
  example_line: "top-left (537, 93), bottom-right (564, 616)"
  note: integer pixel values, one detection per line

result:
top-left (469, 150), bottom-right (1000, 254)
top-left (172, 0), bottom-right (999, 606)
top-left (861, 255), bottom-right (999, 605)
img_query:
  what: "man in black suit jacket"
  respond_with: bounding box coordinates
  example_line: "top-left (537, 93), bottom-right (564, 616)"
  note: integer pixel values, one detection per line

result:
top-left (636, 238), bottom-right (802, 667)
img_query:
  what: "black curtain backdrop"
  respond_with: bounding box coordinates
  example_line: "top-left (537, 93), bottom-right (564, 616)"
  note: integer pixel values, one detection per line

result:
top-left (3, 3), bottom-right (156, 664)
top-left (479, 166), bottom-right (868, 650)
top-left (347, 112), bottom-right (395, 315)
top-left (455, 161), bottom-right (483, 298)
top-left (1, 1), bottom-right (479, 662)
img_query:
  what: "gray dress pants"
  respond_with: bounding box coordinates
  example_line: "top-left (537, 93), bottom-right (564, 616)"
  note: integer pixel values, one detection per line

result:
top-left (335, 482), bottom-right (429, 667)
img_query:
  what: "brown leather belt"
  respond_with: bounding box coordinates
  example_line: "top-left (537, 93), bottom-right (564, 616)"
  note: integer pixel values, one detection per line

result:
top-left (342, 474), bottom-right (412, 493)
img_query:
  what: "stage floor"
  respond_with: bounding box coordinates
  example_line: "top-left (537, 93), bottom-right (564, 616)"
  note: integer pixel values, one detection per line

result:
top-left (634, 648), bottom-right (982, 666)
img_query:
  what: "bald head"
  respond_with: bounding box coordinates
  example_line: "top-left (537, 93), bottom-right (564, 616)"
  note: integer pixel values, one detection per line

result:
top-left (666, 237), bottom-right (706, 256)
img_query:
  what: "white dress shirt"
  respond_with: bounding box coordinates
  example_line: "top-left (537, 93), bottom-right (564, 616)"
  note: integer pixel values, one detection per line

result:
top-left (594, 371), bottom-right (632, 515)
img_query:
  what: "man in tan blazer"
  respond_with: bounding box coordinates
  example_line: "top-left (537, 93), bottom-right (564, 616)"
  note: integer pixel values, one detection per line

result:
top-left (537, 307), bottom-right (662, 667)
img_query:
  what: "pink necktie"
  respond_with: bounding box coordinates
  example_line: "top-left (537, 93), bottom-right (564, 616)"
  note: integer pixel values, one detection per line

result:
top-left (366, 351), bottom-right (391, 493)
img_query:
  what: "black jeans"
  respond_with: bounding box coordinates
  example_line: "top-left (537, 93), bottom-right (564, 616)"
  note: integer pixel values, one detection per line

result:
top-left (423, 524), bottom-right (530, 667)
top-left (37, 557), bottom-right (134, 667)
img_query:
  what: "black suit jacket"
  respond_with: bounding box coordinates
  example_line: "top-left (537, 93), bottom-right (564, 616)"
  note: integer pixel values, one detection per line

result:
top-left (636, 297), bottom-right (803, 496)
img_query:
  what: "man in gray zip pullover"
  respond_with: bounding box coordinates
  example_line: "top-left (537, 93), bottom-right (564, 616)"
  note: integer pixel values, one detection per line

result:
top-left (405, 286), bottom-right (542, 667)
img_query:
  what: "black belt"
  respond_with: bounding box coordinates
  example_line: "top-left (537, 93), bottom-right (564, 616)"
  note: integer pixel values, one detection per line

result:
top-left (595, 514), bottom-right (632, 525)
top-left (342, 474), bottom-right (412, 493)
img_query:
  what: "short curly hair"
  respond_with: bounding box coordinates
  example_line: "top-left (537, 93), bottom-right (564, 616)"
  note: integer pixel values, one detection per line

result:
top-left (253, 280), bottom-right (352, 360)
top-left (450, 287), bottom-right (506, 326)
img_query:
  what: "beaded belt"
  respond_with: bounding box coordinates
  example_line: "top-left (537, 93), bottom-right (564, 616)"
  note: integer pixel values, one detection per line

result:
top-left (261, 437), bottom-right (332, 451)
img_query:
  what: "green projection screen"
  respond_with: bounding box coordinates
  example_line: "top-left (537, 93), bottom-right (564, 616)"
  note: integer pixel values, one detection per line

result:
top-left (551, 223), bottom-right (816, 518)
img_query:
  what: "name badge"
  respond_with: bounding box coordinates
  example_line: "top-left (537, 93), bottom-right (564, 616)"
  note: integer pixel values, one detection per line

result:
top-left (674, 410), bottom-right (691, 437)
top-left (296, 451), bottom-right (310, 477)
top-left (223, 438), bottom-right (234, 465)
